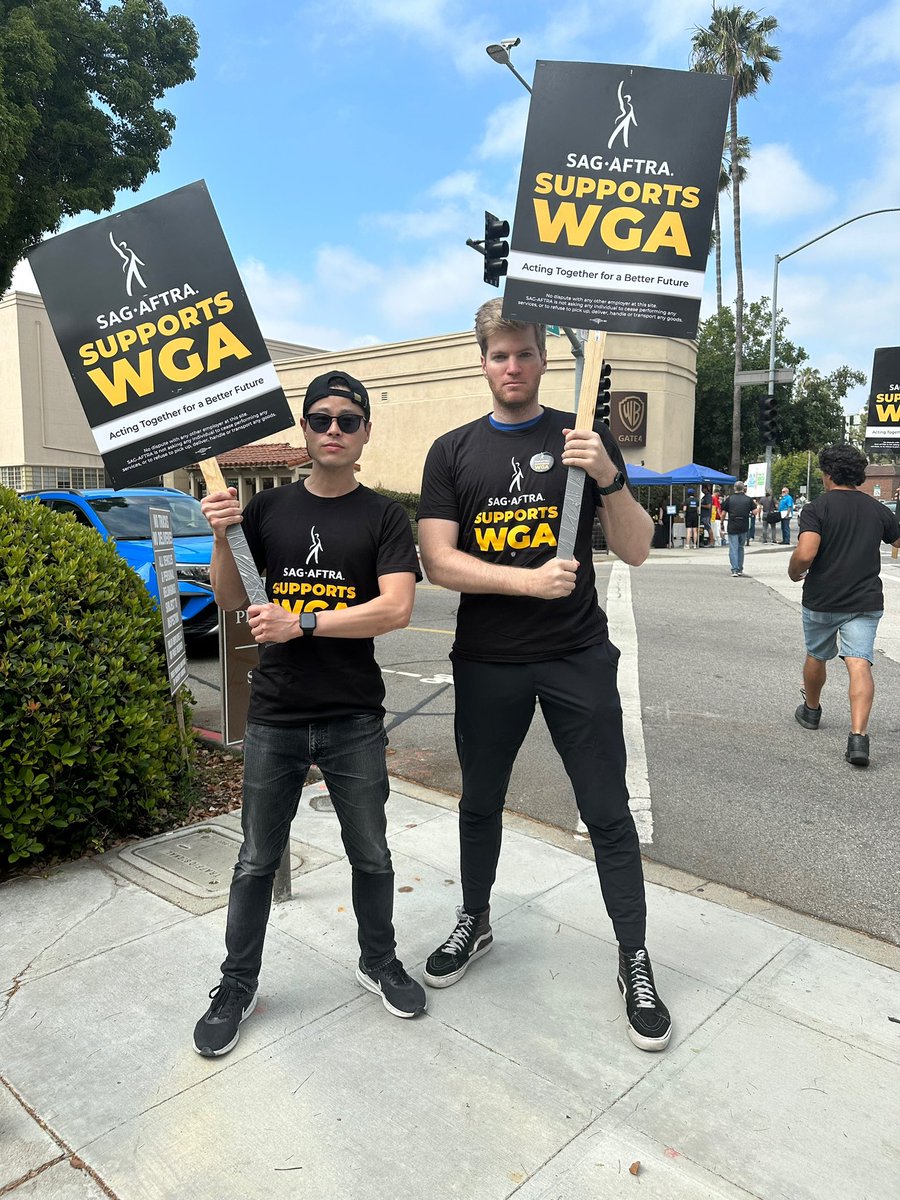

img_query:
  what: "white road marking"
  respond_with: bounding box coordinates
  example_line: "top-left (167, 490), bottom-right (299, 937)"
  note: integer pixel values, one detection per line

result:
top-left (584, 560), bottom-right (653, 845)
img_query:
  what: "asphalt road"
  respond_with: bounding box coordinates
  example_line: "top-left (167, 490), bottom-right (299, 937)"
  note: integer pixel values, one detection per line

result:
top-left (187, 543), bottom-right (900, 945)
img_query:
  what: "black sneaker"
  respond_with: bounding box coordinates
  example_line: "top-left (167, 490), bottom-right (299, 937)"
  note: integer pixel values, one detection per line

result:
top-left (356, 957), bottom-right (426, 1018)
top-left (193, 979), bottom-right (258, 1057)
top-left (795, 692), bottom-right (822, 730)
top-left (423, 906), bottom-right (493, 989)
top-left (617, 948), bottom-right (671, 1052)
top-left (845, 733), bottom-right (870, 767)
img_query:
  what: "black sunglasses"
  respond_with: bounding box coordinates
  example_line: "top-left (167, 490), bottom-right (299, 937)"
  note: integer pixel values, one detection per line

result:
top-left (306, 412), bottom-right (365, 433)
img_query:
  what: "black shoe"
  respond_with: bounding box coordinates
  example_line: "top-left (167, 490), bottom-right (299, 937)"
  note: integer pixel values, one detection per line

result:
top-left (845, 733), bottom-right (870, 767)
top-left (423, 906), bottom-right (493, 988)
top-left (617, 948), bottom-right (671, 1052)
top-left (193, 979), bottom-right (258, 1057)
top-left (356, 957), bottom-right (426, 1018)
top-left (795, 692), bottom-right (822, 730)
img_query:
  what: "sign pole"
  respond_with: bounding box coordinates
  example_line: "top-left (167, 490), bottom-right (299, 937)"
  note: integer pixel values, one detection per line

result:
top-left (198, 455), bottom-right (292, 901)
top-left (556, 329), bottom-right (606, 560)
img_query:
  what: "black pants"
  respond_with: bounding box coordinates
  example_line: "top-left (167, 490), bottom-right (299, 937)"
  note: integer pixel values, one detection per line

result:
top-left (451, 643), bottom-right (646, 948)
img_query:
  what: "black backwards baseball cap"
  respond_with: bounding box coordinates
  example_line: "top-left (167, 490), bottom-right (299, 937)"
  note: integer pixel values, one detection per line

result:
top-left (303, 372), bottom-right (370, 421)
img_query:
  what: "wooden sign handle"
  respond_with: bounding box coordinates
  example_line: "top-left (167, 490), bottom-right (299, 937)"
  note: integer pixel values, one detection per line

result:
top-left (197, 456), bottom-right (269, 607)
top-left (556, 330), bottom-right (607, 559)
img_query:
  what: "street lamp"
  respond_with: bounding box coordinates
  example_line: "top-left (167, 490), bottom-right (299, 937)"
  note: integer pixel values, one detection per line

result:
top-left (484, 37), bottom-right (588, 391)
top-left (766, 208), bottom-right (900, 486)
top-left (485, 38), bottom-right (532, 93)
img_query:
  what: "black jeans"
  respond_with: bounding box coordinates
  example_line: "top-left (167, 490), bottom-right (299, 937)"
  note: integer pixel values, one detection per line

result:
top-left (451, 642), bottom-right (646, 948)
top-left (221, 715), bottom-right (396, 991)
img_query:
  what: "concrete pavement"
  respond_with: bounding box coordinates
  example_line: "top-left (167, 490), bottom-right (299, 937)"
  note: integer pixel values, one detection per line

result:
top-left (2, 775), bottom-right (899, 1199)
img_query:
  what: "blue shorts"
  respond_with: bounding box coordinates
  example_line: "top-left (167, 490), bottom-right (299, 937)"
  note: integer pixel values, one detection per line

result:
top-left (801, 607), bottom-right (883, 663)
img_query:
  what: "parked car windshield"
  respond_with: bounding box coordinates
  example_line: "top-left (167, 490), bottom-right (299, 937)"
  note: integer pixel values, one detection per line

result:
top-left (87, 494), bottom-right (212, 539)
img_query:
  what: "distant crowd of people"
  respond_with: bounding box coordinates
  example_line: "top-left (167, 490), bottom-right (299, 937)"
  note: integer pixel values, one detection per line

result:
top-left (657, 482), bottom-right (798, 567)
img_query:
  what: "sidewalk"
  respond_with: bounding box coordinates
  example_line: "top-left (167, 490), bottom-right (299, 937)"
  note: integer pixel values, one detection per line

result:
top-left (2, 777), bottom-right (899, 1200)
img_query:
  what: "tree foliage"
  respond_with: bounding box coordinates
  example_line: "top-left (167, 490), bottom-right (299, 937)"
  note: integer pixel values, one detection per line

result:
top-left (694, 298), bottom-right (858, 473)
top-left (0, 0), bottom-right (198, 292)
top-left (691, 6), bottom-right (781, 476)
top-left (771, 451), bottom-right (822, 499)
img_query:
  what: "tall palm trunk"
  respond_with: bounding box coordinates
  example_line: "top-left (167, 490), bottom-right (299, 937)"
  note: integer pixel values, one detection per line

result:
top-left (714, 198), bottom-right (722, 311)
top-left (729, 88), bottom-right (743, 478)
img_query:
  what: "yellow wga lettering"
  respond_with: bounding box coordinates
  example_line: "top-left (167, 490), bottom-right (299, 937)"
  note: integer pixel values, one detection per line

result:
top-left (79, 292), bottom-right (250, 407)
top-left (473, 505), bottom-right (559, 552)
top-left (875, 393), bottom-right (900, 422)
top-left (531, 176), bottom-right (700, 258)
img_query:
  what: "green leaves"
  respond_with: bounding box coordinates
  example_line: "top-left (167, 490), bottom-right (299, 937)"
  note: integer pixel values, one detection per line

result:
top-left (0, 0), bottom-right (198, 290)
top-left (0, 488), bottom-right (193, 870)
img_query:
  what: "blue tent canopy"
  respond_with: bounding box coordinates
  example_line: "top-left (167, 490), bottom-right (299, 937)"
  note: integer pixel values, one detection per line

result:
top-left (665, 462), bottom-right (738, 485)
top-left (625, 464), bottom-right (673, 485)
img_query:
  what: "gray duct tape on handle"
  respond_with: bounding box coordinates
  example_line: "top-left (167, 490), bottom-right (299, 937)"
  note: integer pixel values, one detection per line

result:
top-left (198, 458), bottom-right (269, 607)
top-left (556, 329), bottom-right (606, 560)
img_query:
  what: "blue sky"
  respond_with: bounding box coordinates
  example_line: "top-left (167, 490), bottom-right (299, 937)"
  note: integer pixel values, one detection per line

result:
top-left (11, 0), bottom-right (900, 412)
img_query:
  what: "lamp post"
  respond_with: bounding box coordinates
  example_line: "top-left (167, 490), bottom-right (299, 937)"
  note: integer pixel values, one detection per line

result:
top-left (766, 208), bottom-right (900, 488)
top-left (485, 38), bottom-right (586, 395)
top-left (485, 38), bottom-right (532, 94)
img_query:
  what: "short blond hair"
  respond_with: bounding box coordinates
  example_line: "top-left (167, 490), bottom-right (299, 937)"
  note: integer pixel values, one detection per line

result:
top-left (474, 297), bottom-right (546, 356)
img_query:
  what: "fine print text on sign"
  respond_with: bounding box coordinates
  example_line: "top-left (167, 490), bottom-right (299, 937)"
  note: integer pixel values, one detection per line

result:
top-left (864, 347), bottom-right (900, 456)
top-left (149, 508), bottom-right (189, 696)
top-left (28, 180), bottom-right (294, 486)
top-left (504, 61), bottom-right (731, 338)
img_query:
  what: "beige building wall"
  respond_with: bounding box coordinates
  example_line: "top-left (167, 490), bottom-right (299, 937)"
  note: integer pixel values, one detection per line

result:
top-left (246, 329), bottom-right (697, 494)
top-left (2, 291), bottom-right (697, 496)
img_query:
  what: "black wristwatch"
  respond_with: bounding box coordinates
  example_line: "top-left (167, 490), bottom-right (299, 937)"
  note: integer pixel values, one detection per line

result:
top-left (299, 612), bottom-right (317, 638)
top-left (597, 470), bottom-right (626, 495)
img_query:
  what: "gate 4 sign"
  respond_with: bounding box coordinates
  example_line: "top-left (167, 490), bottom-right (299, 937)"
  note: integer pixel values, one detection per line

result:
top-left (609, 391), bottom-right (648, 447)
top-left (504, 61), bottom-right (730, 338)
top-left (28, 180), bottom-right (294, 486)
top-left (864, 347), bottom-right (900, 455)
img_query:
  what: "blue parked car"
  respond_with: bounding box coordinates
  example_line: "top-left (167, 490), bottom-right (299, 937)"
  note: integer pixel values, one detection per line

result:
top-left (21, 487), bottom-right (217, 637)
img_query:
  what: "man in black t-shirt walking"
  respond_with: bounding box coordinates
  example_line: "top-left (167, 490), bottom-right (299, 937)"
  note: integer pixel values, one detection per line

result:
top-left (790, 443), bottom-right (900, 767)
top-left (418, 299), bottom-right (671, 1053)
top-left (192, 371), bottom-right (426, 1057)
top-left (721, 482), bottom-right (757, 576)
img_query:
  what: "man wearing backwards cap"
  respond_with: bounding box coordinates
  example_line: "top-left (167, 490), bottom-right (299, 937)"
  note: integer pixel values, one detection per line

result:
top-left (193, 371), bottom-right (425, 1057)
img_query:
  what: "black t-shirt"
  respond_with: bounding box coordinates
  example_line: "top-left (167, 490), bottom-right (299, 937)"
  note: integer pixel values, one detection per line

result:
top-left (722, 492), bottom-right (755, 533)
top-left (799, 489), bottom-right (900, 612)
top-left (241, 483), bottom-right (420, 724)
top-left (418, 408), bottom-right (628, 663)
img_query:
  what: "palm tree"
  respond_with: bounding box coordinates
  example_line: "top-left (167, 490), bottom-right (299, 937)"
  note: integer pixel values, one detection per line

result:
top-left (692, 6), bottom-right (780, 477)
top-left (712, 133), bottom-right (750, 311)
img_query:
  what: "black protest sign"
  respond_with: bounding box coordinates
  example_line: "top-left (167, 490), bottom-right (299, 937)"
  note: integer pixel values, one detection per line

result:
top-left (503, 61), bottom-right (731, 337)
top-left (864, 347), bottom-right (900, 456)
top-left (28, 181), bottom-right (294, 486)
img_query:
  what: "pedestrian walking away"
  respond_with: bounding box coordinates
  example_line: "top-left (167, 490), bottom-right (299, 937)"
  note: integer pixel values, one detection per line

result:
top-left (417, 298), bottom-right (671, 1053)
top-left (759, 490), bottom-right (778, 543)
top-left (721, 483), bottom-right (757, 576)
top-left (779, 486), bottom-right (795, 544)
top-left (193, 371), bottom-right (425, 1057)
top-left (789, 443), bottom-right (900, 768)
top-left (683, 488), bottom-right (699, 547)
top-left (699, 483), bottom-right (714, 547)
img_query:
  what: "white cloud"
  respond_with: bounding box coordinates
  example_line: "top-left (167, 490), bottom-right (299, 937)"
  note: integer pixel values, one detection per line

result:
top-left (740, 143), bottom-right (836, 223)
top-left (8, 259), bottom-right (39, 295)
top-left (429, 170), bottom-right (480, 201)
top-left (841, 0), bottom-right (900, 69)
top-left (475, 95), bottom-right (530, 161)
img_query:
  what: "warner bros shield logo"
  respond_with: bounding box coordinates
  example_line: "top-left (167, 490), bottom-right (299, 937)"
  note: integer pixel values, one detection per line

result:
top-left (612, 392), bottom-right (648, 446)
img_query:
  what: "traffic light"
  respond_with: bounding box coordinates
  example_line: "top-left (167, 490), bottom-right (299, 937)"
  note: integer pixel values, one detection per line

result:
top-left (759, 393), bottom-right (777, 444)
top-left (483, 211), bottom-right (510, 287)
top-left (597, 361), bottom-right (612, 425)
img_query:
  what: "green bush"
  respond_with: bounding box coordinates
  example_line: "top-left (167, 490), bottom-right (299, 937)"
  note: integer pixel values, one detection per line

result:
top-left (0, 489), bottom-right (192, 868)
top-left (373, 487), bottom-right (420, 542)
